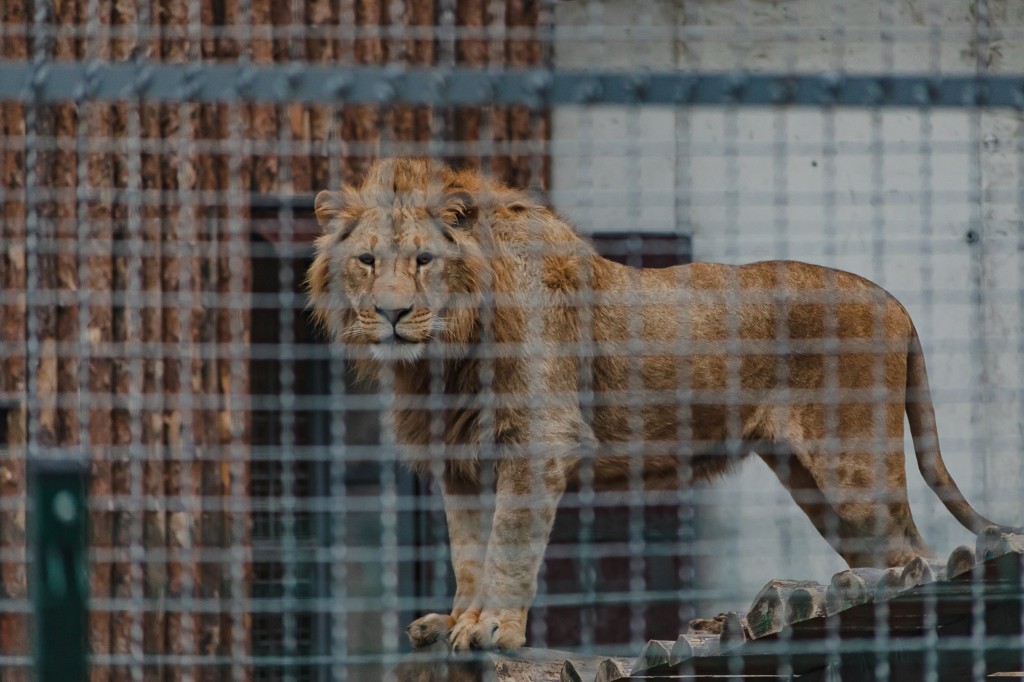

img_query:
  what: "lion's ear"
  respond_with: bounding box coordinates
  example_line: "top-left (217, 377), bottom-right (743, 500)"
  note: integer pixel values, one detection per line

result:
top-left (435, 189), bottom-right (479, 231)
top-left (314, 189), bottom-right (346, 231)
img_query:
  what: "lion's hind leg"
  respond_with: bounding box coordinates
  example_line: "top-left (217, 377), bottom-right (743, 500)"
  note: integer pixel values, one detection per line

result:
top-left (757, 438), bottom-right (929, 568)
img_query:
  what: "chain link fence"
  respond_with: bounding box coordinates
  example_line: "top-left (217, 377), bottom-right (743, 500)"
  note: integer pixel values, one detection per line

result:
top-left (1, 0), bottom-right (1023, 680)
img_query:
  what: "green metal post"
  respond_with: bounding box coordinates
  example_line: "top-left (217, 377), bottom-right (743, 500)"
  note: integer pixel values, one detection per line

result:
top-left (30, 460), bottom-right (88, 682)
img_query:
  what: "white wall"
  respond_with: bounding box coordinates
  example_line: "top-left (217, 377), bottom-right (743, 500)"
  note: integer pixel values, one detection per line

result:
top-left (551, 0), bottom-right (1024, 614)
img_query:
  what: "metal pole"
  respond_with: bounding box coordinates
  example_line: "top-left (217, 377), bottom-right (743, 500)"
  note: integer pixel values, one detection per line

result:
top-left (30, 460), bottom-right (88, 682)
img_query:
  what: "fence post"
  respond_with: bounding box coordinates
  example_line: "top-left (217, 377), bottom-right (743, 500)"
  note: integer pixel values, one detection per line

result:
top-left (30, 460), bottom-right (88, 681)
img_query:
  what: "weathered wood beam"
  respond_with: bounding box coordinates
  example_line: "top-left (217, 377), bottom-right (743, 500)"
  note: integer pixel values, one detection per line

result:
top-left (392, 643), bottom-right (634, 682)
top-left (977, 526), bottom-right (1024, 562)
top-left (825, 567), bottom-right (887, 614)
top-left (720, 611), bottom-right (749, 647)
top-left (670, 632), bottom-right (723, 661)
top-left (945, 544), bottom-right (976, 579)
top-left (0, 10), bottom-right (30, 674)
top-left (631, 631), bottom-right (736, 676)
top-left (899, 555), bottom-right (938, 590)
top-left (630, 639), bottom-right (672, 674)
top-left (560, 660), bottom-right (582, 682)
top-left (875, 566), bottom-right (904, 601)
top-left (648, 551), bottom-right (1024, 681)
top-left (594, 657), bottom-right (628, 682)
top-left (747, 580), bottom-right (827, 639)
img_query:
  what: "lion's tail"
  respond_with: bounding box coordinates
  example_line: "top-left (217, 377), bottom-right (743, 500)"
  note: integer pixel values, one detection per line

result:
top-left (906, 325), bottom-right (996, 534)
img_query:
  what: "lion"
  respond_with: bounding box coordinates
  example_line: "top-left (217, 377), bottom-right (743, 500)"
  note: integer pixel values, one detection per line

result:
top-left (307, 157), bottom-right (1005, 652)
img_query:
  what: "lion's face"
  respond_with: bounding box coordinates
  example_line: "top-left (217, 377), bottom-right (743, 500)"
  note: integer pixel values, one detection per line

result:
top-left (318, 208), bottom-right (461, 362)
top-left (308, 159), bottom-right (482, 363)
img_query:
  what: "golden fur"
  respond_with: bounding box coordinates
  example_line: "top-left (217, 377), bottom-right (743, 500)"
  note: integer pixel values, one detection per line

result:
top-left (308, 157), bottom-right (1000, 651)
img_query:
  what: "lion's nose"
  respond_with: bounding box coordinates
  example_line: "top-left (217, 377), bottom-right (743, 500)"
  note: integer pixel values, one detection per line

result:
top-left (375, 306), bottom-right (412, 326)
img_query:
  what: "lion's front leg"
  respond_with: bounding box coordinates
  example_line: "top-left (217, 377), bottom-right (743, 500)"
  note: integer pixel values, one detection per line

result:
top-left (449, 456), bottom-right (567, 651)
top-left (407, 475), bottom-right (489, 648)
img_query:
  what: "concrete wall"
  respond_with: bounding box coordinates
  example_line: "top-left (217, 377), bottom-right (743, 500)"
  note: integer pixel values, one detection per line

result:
top-left (550, 0), bottom-right (1024, 614)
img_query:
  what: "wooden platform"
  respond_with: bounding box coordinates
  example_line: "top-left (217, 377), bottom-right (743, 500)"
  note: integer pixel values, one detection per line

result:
top-left (392, 529), bottom-right (1023, 681)
top-left (642, 551), bottom-right (1022, 681)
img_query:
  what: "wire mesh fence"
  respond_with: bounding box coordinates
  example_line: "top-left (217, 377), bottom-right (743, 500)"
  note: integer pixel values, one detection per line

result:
top-left (1, 1), bottom-right (1023, 681)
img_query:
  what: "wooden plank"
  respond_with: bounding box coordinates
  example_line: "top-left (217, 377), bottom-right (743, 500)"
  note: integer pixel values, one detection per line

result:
top-left (455, 0), bottom-right (487, 66)
top-left (0, 54), bottom-right (30, 682)
top-left (946, 544), bottom-right (976, 580)
top-left (978, 526), bottom-right (1024, 563)
top-left (304, 0), bottom-right (344, 191)
top-left (247, 0), bottom-right (280, 198)
top-left (108, 98), bottom-right (137, 682)
top-left (83, 96), bottom-right (117, 682)
top-left (747, 580), bottom-right (826, 639)
top-left (32, 102), bottom-right (59, 448)
top-left (645, 552), bottom-right (1023, 680)
top-left (499, 0), bottom-right (546, 189)
top-left (390, 0), bottom-right (433, 145)
top-left (687, 610), bottom-right (745, 636)
top-left (595, 658), bottom-right (627, 682)
top-left (798, 600), bottom-right (1024, 682)
top-left (720, 611), bottom-right (748, 648)
top-left (68, 9), bottom-right (117, 680)
top-left (560, 660), bottom-right (582, 682)
top-left (217, 139), bottom-right (253, 682)
top-left (899, 555), bottom-right (938, 590)
top-left (670, 633), bottom-right (722, 662)
top-left (159, 4), bottom-right (199, 679)
top-left (449, 0), bottom-right (485, 172)
top-left (209, 15), bottom-right (253, 669)
top-left (34, 10), bottom-right (83, 521)
top-left (140, 97), bottom-right (168, 682)
top-left (160, 137), bottom-right (196, 682)
top-left (106, 17), bottom-right (142, 682)
top-left (50, 0), bottom-right (84, 480)
top-left (875, 566), bottom-right (904, 601)
top-left (630, 640), bottom-right (672, 674)
top-left (193, 98), bottom-right (225, 682)
top-left (788, 585), bottom-right (828, 623)
top-left (391, 643), bottom-right (633, 682)
top-left (52, 94), bottom-right (81, 452)
top-left (305, 0), bottom-right (340, 63)
top-left (340, 0), bottom-right (386, 184)
top-left (825, 567), bottom-right (887, 615)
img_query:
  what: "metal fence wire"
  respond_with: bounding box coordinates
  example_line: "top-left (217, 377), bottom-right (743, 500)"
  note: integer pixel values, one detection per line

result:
top-left (1, 1), bottom-right (1024, 681)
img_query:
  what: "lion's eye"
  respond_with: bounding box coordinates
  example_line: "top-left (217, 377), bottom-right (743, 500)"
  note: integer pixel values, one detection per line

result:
top-left (357, 253), bottom-right (375, 266)
top-left (416, 252), bottom-right (435, 266)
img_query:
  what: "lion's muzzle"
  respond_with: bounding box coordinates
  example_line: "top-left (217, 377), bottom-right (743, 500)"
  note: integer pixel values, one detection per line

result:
top-left (375, 305), bottom-right (411, 325)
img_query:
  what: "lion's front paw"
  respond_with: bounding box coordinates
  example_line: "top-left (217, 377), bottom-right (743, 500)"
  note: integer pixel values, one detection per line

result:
top-left (448, 610), bottom-right (480, 650)
top-left (450, 610), bottom-right (525, 651)
top-left (407, 613), bottom-right (455, 648)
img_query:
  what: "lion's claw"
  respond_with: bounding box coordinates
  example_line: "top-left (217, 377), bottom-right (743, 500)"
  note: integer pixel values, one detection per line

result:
top-left (450, 611), bottom-right (525, 651)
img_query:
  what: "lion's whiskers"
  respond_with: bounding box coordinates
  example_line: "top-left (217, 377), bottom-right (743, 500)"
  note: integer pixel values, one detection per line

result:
top-left (340, 324), bottom-right (365, 339)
